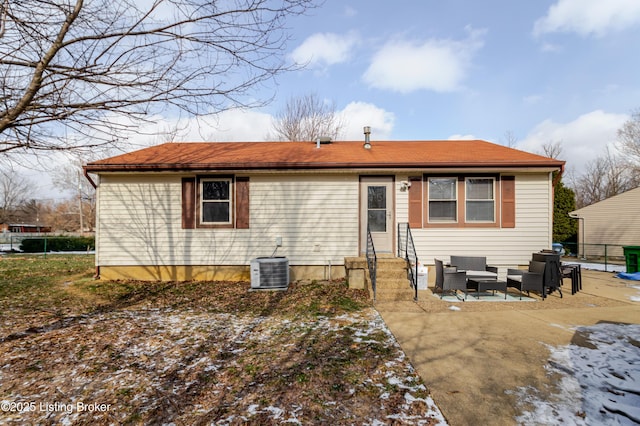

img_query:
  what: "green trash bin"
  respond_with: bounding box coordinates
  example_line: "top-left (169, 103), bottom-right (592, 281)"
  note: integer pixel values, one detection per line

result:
top-left (622, 246), bottom-right (640, 273)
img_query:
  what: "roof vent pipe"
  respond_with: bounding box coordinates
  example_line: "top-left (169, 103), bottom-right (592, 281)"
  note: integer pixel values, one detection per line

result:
top-left (316, 138), bottom-right (320, 148)
top-left (363, 126), bottom-right (371, 149)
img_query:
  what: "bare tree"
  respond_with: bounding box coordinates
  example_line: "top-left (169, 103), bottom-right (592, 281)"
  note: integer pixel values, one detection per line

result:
top-left (618, 108), bottom-right (640, 168)
top-left (272, 93), bottom-right (344, 141)
top-left (0, 0), bottom-right (317, 158)
top-left (570, 147), bottom-right (638, 208)
top-left (53, 156), bottom-right (96, 231)
top-left (0, 165), bottom-right (33, 223)
top-left (501, 130), bottom-right (518, 148)
top-left (541, 140), bottom-right (563, 159)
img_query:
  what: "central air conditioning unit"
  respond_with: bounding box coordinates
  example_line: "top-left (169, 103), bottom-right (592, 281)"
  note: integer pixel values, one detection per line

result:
top-left (250, 257), bottom-right (289, 290)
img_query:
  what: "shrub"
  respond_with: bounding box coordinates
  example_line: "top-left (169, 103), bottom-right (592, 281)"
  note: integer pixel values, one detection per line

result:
top-left (20, 236), bottom-right (95, 253)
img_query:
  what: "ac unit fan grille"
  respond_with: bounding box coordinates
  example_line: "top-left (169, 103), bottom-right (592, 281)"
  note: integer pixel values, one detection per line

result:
top-left (250, 257), bottom-right (289, 289)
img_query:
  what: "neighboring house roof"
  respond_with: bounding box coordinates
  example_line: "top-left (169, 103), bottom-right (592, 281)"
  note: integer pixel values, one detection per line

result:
top-left (84, 140), bottom-right (565, 172)
top-left (570, 186), bottom-right (640, 216)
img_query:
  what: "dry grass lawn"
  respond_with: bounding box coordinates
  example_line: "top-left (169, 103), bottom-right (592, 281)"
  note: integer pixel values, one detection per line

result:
top-left (0, 254), bottom-right (445, 425)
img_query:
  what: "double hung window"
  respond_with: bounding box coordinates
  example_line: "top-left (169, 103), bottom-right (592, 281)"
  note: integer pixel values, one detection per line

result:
top-left (200, 178), bottom-right (232, 224)
top-left (428, 177), bottom-right (457, 222)
top-left (182, 175), bottom-right (249, 229)
top-left (465, 178), bottom-right (495, 222)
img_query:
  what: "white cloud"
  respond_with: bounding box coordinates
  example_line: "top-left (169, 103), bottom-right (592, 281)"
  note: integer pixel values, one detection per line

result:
top-left (517, 110), bottom-right (628, 171)
top-left (533, 0), bottom-right (640, 37)
top-left (363, 27), bottom-right (485, 93)
top-left (129, 103), bottom-right (393, 144)
top-left (447, 134), bottom-right (477, 140)
top-left (290, 31), bottom-right (359, 68)
top-left (338, 102), bottom-right (395, 140)
top-left (195, 109), bottom-right (275, 142)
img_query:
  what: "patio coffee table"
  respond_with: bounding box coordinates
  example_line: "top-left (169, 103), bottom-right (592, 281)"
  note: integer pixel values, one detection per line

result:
top-left (467, 279), bottom-right (507, 299)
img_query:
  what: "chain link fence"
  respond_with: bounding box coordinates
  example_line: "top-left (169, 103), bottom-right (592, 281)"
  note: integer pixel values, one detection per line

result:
top-left (557, 241), bottom-right (627, 272)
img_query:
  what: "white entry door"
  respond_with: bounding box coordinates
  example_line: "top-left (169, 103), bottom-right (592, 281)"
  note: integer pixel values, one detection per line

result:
top-left (360, 176), bottom-right (394, 253)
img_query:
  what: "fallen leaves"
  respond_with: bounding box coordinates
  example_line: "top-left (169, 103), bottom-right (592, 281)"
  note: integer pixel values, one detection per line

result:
top-left (0, 256), bottom-right (446, 424)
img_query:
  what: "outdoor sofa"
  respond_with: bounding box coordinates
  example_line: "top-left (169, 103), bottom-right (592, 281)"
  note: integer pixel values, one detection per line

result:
top-left (449, 256), bottom-right (499, 279)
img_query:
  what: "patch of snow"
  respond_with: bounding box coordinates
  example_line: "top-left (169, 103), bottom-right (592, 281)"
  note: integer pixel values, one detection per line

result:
top-left (514, 323), bottom-right (640, 425)
top-left (570, 261), bottom-right (625, 273)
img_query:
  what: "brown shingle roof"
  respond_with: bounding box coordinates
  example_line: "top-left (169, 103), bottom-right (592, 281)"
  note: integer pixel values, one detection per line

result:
top-left (84, 140), bottom-right (564, 172)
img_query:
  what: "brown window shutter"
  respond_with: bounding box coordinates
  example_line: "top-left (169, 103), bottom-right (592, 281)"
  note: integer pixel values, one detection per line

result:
top-left (408, 176), bottom-right (423, 228)
top-left (501, 176), bottom-right (515, 228)
top-left (182, 177), bottom-right (196, 229)
top-left (235, 177), bottom-right (250, 229)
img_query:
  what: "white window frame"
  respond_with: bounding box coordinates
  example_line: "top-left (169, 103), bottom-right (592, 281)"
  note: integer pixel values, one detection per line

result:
top-left (465, 177), bottom-right (495, 223)
top-left (200, 177), bottom-right (233, 225)
top-left (427, 177), bottom-right (458, 223)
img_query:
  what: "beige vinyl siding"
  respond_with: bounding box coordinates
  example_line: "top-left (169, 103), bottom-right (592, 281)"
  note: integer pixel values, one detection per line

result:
top-left (95, 173), bottom-right (359, 267)
top-left (571, 186), bottom-right (640, 259)
top-left (395, 173), bottom-right (553, 269)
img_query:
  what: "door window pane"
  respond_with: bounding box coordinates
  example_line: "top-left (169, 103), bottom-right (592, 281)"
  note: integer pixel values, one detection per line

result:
top-left (368, 210), bottom-right (386, 232)
top-left (368, 186), bottom-right (386, 209)
top-left (367, 185), bottom-right (387, 232)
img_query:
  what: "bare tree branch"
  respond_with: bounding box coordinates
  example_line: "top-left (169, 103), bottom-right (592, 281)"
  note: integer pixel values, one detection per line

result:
top-left (570, 147), bottom-right (639, 208)
top-left (0, 164), bottom-right (34, 222)
top-left (271, 92), bottom-right (344, 141)
top-left (541, 140), bottom-right (563, 159)
top-left (618, 108), bottom-right (640, 166)
top-left (0, 0), bottom-right (318, 157)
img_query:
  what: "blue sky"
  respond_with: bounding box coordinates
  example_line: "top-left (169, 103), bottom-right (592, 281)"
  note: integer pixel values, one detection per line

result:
top-left (190, 0), bottom-right (640, 170)
top-left (30, 0), bottom-right (640, 199)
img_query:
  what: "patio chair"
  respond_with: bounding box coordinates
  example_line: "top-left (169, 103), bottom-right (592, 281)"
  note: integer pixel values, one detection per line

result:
top-left (506, 261), bottom-right (547, 300)
top-left (561, 263), bottom-right (582, 295)
top-left (434, 258), bottom-right (468, 300)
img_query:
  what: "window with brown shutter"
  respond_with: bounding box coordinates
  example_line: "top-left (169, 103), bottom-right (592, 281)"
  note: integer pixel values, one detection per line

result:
top-left (419, 174), bottom-right (512, 228)
top-left (182, 176), bottom-right (250, 229)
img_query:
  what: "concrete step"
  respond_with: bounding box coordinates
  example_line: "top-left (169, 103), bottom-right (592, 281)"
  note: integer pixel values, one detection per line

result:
top-left (376, 277), bottom-right (412, 289)
top-left (345, 255), bottom-right (416, 301)
top-left (373, 288), bottom-right (417, 302)
top-left (376, 268), bottom-right (409, 280)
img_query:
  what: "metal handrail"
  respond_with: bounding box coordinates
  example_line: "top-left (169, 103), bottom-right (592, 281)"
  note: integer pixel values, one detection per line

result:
top-left (366, 225), bottom-right (377, 301)
top-left (398, 222), bottom-right (419, 301)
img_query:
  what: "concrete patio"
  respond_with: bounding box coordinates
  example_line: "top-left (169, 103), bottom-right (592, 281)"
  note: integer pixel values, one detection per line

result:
top-left (375, 269), bottom-right (640, 425)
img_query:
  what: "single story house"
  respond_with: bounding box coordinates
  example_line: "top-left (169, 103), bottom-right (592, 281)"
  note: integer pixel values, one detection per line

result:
top-left (0, 223), bottom-right (52, 233)
top-left (569, 186), bottom-right (640, 260)
top-left (83, 137), bottom-right (564, 281)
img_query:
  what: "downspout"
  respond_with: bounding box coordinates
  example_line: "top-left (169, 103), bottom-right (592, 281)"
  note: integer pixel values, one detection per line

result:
top-left (552, 163), bottom-right (564, 187)
top-left (82, 166), bottom-right (100, 278)
top-left (83, 166), bottom-right (97, 189)
top-left (550, 164), bottom-right (565, 246)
